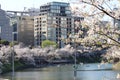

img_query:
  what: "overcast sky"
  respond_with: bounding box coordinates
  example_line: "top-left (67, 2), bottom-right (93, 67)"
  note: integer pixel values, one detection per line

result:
top-left (0, 0), bottom-right (69, 11)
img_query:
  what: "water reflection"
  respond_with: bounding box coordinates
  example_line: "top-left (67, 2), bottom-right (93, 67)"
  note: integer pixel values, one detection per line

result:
top-left (1, 63), bottom-right (120, 80)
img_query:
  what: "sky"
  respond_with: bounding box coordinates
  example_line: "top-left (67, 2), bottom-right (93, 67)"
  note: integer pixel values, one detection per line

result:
top-left (0, 0), bottom-right (119, 21)
top-left (0, 0), bottom-right (119, 11)
top-left (0, 0), bottom-right (69, 11)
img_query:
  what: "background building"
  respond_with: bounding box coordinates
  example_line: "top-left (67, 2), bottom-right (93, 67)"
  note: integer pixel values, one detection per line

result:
top-left (0, 7), bottom-right (13, 42)
top-left (0, 2), bottom-right (84, 47)
top-left (34, 2), bottom-right (74, 47)
top-left (17, 16), bottom-right (34, 46)
top-left (6, 11), bottom-right (35, 46)
top-left (112, 8), bottom-right (120, 29)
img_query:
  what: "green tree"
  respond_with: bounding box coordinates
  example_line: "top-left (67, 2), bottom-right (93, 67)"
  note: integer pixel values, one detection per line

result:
top-left (9, 41), bottom-right (18, 47)
top-left (0, 40), bottom-right (9, 45)
top-left (41, 40), bottom-right (57, 48)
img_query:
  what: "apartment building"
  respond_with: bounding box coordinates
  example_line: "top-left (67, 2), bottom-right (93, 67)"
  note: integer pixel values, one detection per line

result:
top-left (7, 8), bottom-right (39, 45)
top-left (0, 7), bottom-right (12, 42)
top-left (9, 11), bottom-right (34, 45)
top-left (16, 16), bottom-right (34, 46)
top-left (0, 2), bottom-right (84, 47)
top-left (34, 2), bottom-right (74, 47)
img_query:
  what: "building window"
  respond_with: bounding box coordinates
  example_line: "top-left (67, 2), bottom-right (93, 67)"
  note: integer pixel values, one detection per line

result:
top-left (13, 23), bottom-right (17, 32)
top-left (14, 33), bottom-right (17, 41)
top-left (22, 18), bottom-right (26, 20)
top-left (42, 21), bottom-right (46, 23)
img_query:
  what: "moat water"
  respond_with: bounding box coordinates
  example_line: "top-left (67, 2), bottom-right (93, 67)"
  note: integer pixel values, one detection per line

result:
top-left (0, 63), bottom-right (120, 80)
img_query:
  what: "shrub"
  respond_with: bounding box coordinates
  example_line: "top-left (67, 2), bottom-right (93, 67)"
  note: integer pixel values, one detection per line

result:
top-left (41, 40), bottom-right (57, 48)
top-left (0, 40), bottom-right (9, 45)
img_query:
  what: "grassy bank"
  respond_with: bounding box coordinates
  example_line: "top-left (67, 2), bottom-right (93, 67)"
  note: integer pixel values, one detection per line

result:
top-left (1, 61), bottom-right (34, 74)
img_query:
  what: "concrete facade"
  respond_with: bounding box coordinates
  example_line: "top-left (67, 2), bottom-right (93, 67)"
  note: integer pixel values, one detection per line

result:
top-left (17, 16), bottom-right (34, 46)
top-left (0, 9), bottom-right (12, 42)
top-left (34, 2), bottom-right (74, 47)
top-left (6, 8), bottom-right (38, 45)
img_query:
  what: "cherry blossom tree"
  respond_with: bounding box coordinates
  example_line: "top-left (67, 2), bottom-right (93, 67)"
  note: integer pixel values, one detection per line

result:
top-left (69, 0), bottom-right (120, 47)
top-left (68, 0), bottom-right (120, 63)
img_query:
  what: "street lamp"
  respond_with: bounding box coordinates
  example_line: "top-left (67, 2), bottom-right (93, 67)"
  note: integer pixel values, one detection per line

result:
top-left (12, 32), bottom-right (15, 80)
top-left (69, 34), bottom-right (78, 79)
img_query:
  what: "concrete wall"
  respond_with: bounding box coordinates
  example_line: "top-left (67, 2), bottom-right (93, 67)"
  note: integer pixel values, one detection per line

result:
top-left (0, 9), bottom-right (12, 42)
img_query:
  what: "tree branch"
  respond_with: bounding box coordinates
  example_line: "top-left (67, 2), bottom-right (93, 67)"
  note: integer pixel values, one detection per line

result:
top-left (81, 1), bottom-right (120, 21)
top-left (97, 31), bottom-right (120, 46)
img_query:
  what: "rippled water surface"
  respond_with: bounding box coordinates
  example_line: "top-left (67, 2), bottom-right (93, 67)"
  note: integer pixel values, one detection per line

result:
top-left (1, 63), bottom-right (120, 80)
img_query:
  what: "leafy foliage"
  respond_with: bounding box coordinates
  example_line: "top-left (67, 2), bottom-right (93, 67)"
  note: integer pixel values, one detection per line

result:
top-left (41, 40), bottom-right (58, 48)
top-left (0, 40), bottom-right (9, 45)
top-left (9, 41), bottom-right (18, 47)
